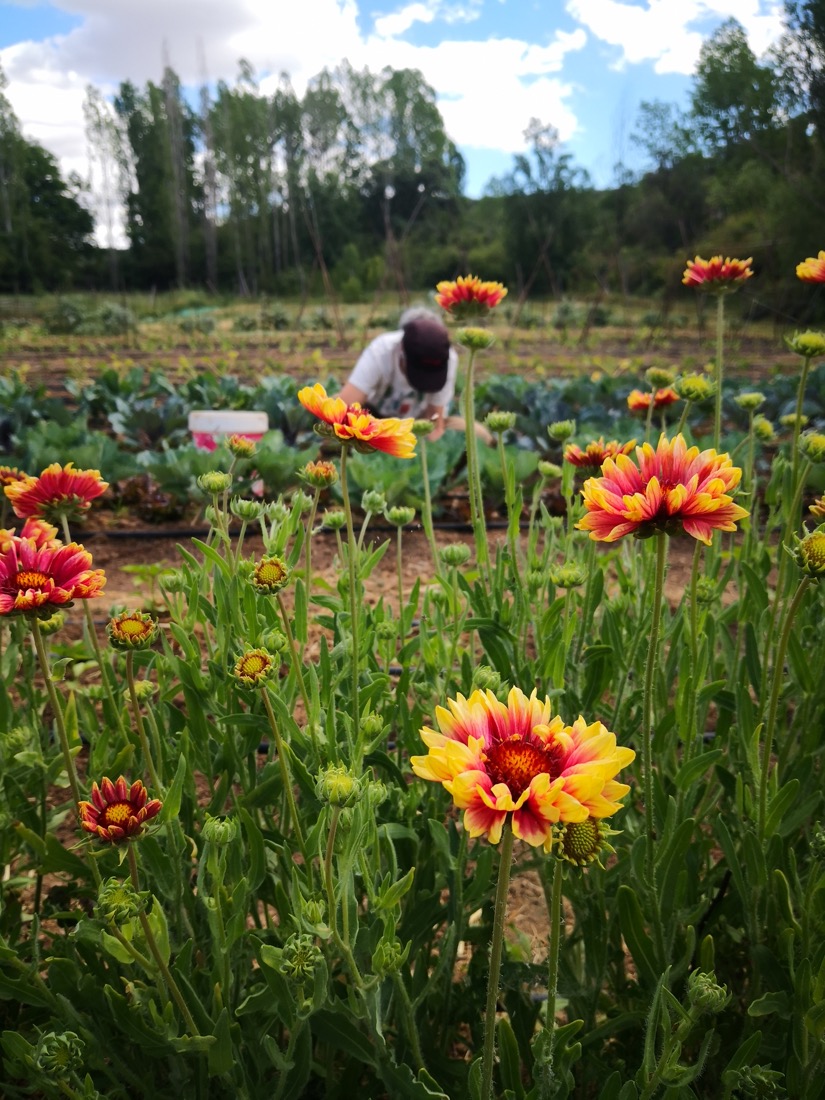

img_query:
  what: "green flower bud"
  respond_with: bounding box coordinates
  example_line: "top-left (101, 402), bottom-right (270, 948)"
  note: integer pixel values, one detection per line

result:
top-left (457, 326), bottom-right (496, 351)
top-left (301, 460), bottom-right (338, 488)
top-left (472, 665), bottom-right (503, 693)
top-left (810, 823), bottom-right (825, 862)
top-left (202, 815), bottom-right (239, 847)
top-left (799, 431), bottom-right (825, 464)
top-left (675, 374), bottom-right (715, 402)
top-left (233, 647), bottom-right (277, 685)
top-left (280, 933), bottom-right (324, 984)
top-left (96, 877), bottom-right (147, 924)
top-left (548, 562), bottom-right (588, 588)
top-left (230, 496), bottom-right (265, 521)
top-left (780, 413), bottom-right (809, 429)
top-left (225, 433), bottom-right (257, 458)
top-left (252, 555), bottom-right (290, 594)
top-left (543, 514), bottom-right (565, 532)
top-left (365, 778), bottom-right (389, 811)
top-left (316, 764), bottom-right (362, 806)
top-left (794, 527), bottom-right (825, 577)
top-left (385, 506), bottom-right (415, 527)
top-left (322, 509), bottom-right (347, 530)
top-left (484, 410), bottom-right (517, 433)
top-left (753, 415), bottom-right (776, 443)
top-left (203, 504), bottom-right (219, 527)
top-left (264, 500), bottom-right (289, 523)
top-left (290, 489), bottom-right (313, 514)
top-left (645, 366), bottom-right (675, 388)
top-left (375, 620), bottom-right (398, 641)
top-left (132, 679), bottom-right (156, 701)
top-left (361, 713), bottom-right (385, 739)
top-left (37, 610), bottom-right (65, 636)
top-left (554, 818), bottom-right (614, 867)
top-left (548, 419), bottom-right (576, 443)
top-left (426, 584), bottom-right (449, 608)
top-left (695, 577), bottom-right (717, 605)
top-left (735, 391), bottom-right (766, 411)
top-left (440, 543), bottom-right (471, 568)
top-left (412, 418), bottom-right (435, 437)
top-left (728, 1064), bottom-right (785, 1097)
top-left (301, 895), bottom-right (326, 928)
top-left (786, 330), bottom-right (825, 359)
top-left (538, 460), bottom-right (563, 480)
top-left (361, 489), bottom-right (387, 514)
top-left (197, 471), bottom-right (232, 494)
top-left (158, 569), bottom-right (187, 594)
top-left (34, 1031), bottom-right (85, 1078)
top-left (261, 628), bottom-right (289, 653)
top-left (373, 938), bottom-right (411, 976)
top-left (687, 969), bottom-right (730, 1015)
top-left (526, 568), bottom-right (547, 593)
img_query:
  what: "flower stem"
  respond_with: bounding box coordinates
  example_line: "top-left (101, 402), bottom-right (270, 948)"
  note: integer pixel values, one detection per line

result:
top-left (276, 592), bottom-right (312, 722)
top-left (125, 651), bottom-right (163, 793)
top-left (260, 687), bottom-right (307, 860)
top-left (543, 857), bottom-right (564, 1077)
top-left (396, 524), bottom-right (405, 622)
top-left (418, 438), bottom-right (440, 574)
top-left (758, 576), bottom-right (811, 839)
top-left (323, 805), bottom-right (365, 987)
top-left (481, 821), bottom-right (515, 1100)
top-left (463, 348), bottom-right (489, 570)
top-left (713, 292), bottom-right (725, 452)
top-left (339, 445), bottom-right (361, 752)
top-left (641, 535), bottom-right (667, 960)
top-left (789, 352), bottom-right (813, 505)
top-left (304, 488), bottom-right (320, 599)
top-left (127, 845), bottom-right (200, 1036)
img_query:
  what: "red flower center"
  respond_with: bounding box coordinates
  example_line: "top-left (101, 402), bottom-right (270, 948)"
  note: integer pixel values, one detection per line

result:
top-left (102, 801), bottom-right (133, 826)
top-left (485, 740), bottom-right (562, 798)
top-left (15, 570), bottom-right (49, 589)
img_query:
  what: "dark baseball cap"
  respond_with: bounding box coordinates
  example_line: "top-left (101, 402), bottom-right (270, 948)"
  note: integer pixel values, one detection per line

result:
top-left (401, 317), bottom-right (450, 393)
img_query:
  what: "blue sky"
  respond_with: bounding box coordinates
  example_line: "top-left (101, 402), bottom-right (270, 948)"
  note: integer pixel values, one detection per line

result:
top-left (0, 0), bottom-right (786, 217)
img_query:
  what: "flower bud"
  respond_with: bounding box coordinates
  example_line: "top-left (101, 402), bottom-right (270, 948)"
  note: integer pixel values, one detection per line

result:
top-left (753, 416), bottom-right (775, 443)
top-left (695, 577), bottom-right (717, 605)
top-left (553, 818), bottom-right (613, 866)
top-left (799, 431), bottom-right (825, 464)
top-left (728, 1065), bottom-right (785, 1096)
top-left (548, 562), bottom-right (588, 588)
top-left (375, 620), bottom-right (398, 641)
top-left (197, 471), bottom-right (232, 494)
top-left (809, 495), bottom-right (825, 519)
top-left (37, 610), bottom-right (65, 636)
top-left (107, 610), bottom-right (158, 650)
top-left (301, 460), bottom-right (338, 489)
top-left (412, 418), bottom-right (435, 437)
top-left (202, 815), bottom-right (239, 847)
top-left (96, 877), bottom-right (147, 923)
top-left (252, 555), bottom-right (290, 594)
top-left (675, 374), bottom-right (715, 402)
top-left (439, 543), bottom-right (471, 568)
top-left (457, 326), bottom-right (496, 350)
top-left (361, 713), bottom-right (385, 739)
top-left (385, 505), bottom-right (415, 527)
top-left (373, 938), bottom-right (410, 976)
top-left (301, 895), bottom-right (326, 928)
top-left (322, 509), bottom-right (346, 530)
top-left (548, 420), bottom-right (576, 443)
top-left (734, 391), bottom-right (766, 411)
top-left (361, 490), bottom-right (387, 514)
top-left (233, 647), bottom-right (277, 685)
top-left (226, 434), bottom-right (257, 457)
top-left (316, 764), bottom-right (363, 806)
top-left (786, 330), bottom-right (825, 359)
top-left (687, 969), bottom-right (730, 1015)
top-left (264, 500), bottom-right (289, 523)
top-left (780, 413), bottom-right (809, 430)
top-left (795, 528), bottom-right (825, 577)
top-left (538, 460), bottom-right (563, 480)
top-left (279, 934), bottom-right (324, 984)
top-left (484, 410), bottom-right (517, 434)
top-left (472, 665), bottom-right (502, 693)
top-left (261, 628), bottom-right (288, 653)
top-left (34, 1032), bottom-right (85, 1078)
top-left (132, 679), bottom-right (156, 701)
top-left (526, 568), bottom-right (547, 593)
top-left (158, 569), bottom-right (187, 594)
top-left (645, 366), bottom-right (675, 388)
top-left (810, 823), bottom-right (825, 862)
top-left (290, 489), bottom-right (313, 514)
top-left (230, 496), bottom-right (265, 521)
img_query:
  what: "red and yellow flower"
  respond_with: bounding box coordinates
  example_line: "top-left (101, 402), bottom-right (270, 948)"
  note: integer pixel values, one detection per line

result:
top-left (0, 466), bottom-right (27, 489)
top-left (576, 433), bottom-right (749, 545)
top-left (797, 250), bottom-right (825, 283)
top-left (627, 388), bottom-right (679, 413)
top-left (435, 275), bottom-right (508, 319)
top-left (297, 384), bottom-right (416, 458)
top-left (78, 776), bottom-right (162, 843)
top-left (0, 535), bottom-right (106, 616)
top-left (411, 687), bottom-right (634, 850)
top-left (0, 517), bottom-right (60, 553)
top-left (565, 438), bottom-right (636, 469)
top-left (682, 255), bottom-right (754, 290)
top-left (4, 462), bottom-right (108, 521)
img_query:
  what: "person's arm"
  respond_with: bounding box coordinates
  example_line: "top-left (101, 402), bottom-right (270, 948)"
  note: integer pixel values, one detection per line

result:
top-left (422, 402), bottom-right (446, 441)
top-left (338, 381), bottom-right (367, 407)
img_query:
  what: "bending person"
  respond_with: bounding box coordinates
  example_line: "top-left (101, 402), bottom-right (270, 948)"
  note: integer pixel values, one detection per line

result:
top-left (338, 308), bottom-right (493, 444)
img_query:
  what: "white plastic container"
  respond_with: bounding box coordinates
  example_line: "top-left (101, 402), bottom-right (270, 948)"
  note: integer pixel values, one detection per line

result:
top-left (188, 410), bottom-right (269, 452)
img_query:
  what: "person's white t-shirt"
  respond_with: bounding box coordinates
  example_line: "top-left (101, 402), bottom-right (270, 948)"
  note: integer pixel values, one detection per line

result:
top-left (348, 331), bottom-right (458, 419)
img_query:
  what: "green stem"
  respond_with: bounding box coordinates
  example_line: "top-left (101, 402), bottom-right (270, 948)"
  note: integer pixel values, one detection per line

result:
top-left (713, 292), bottom-right (725, 452)
top-left (339, 446), bottom-right (361, 752)
top-left (419, 438), bottom-right (440, 575)
top-left (304, 488), bottom-right (320, 599)
top-left (481, 821), bottom-right (515, 1100)
top-left (789, 353), bottom-right (813, 504)
top-left (323, 805), bottom-right (365, 987)
top-left (396, 524), bottom-right (405, 622)
top-left (758, 576), bottom-right (811, 839)
top-left (276, 592), bottom-right (312, 722)
top-left (127, 845), bottom-right (200, 1036)
top-left (544, 858), bottom-right (564, 1076)
top-left (391, 971), bottom-right (426, 1071)
top-left (125, 651), bottom-right (163, 793)
top-left (642, 535), bottom-right (668, 960)
top-left (463, 348), bottom-right (489, 570)
top-left (675, 400), bottom-right (692, 437)
top-left (260, 687), bottom-right (307, 860)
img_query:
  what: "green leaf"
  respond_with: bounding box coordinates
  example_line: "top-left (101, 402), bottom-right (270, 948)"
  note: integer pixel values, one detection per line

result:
top-left (312, 1007), bottom-right (376, 1067)
top-left (497, 1017), bottom-right (525, 1099)
top-left (674, 750), bottom-right (723, 790)
top-left (161, 752), bottom-right (188, 821)
top-left (616, 886), bottom-right (661, 988)
top-left (748, 990), bottom-right (791, 1018)
top-left (208, 1007), bottom-right (234, 1077)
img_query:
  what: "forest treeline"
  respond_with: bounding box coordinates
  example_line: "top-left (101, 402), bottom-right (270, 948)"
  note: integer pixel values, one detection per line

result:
top-left (1, 0), bottom-right (824, 322)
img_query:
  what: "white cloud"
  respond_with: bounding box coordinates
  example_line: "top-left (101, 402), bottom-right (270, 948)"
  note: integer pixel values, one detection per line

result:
top-left (565, 0), bottom-right (785, 74)
top-left (373, 2), bottom-right (436, 36)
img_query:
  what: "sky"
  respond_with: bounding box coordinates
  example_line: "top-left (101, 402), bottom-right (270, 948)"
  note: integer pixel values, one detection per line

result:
top-left (0, 0), bottom-right (787, 227)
